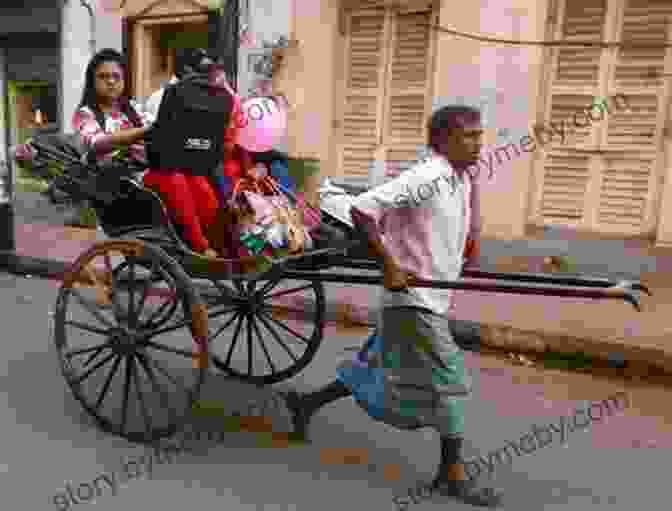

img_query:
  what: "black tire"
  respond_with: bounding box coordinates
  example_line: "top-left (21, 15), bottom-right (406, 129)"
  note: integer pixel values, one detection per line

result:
top-left (207, 276), bottom-right (325, 385)
top-left (54, 239), bottom-right (209, 444)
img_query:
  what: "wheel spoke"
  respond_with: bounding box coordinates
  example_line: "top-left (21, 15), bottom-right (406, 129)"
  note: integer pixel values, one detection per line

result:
top-left (103, 254), bottom-right (125, 321)
top-left (223, 314), bottom-right (245, 369)
top-left (144, 340), bottom-right (197, 360)
top-left (207, 305), bottom-right (240, 321)
top-left (255, 313), bottom-right (299, 363)
top-left (120, 355), bottom-right (133, 435)
top-left (211, 280), bottom-right (239, 301)
top-left (256, 278), bottom-right (281, 298)
top-left (134, 261), bottom-right (157, 324)
top-left (208, 310), bottom-right (240, 343)
top-left (71, 351), bottom-right (117, 385)
top-left (135, 351), bottom-right (178, 424)
top-left (64, 320), bottom-right (109, 336)
top-left (246, 315), bottom-right (253, 376)
top-left (131, 355), bottom-right (153, 440)
top-left (258, 310), bottom-right (311, 345)
top-left (265, 283), bottom-right (313, 300)
top-left (69, 287), bottom-right (117, 330)
top-left (142, 352), bottom-right (189, 393)
top-left (145, 313), bottom-right (191, 337)
top-left (232, 278), bottom-right (246, 296)
top-left (82, 343), bottom-right (111, 368)
top-left (94, 355), bottom-right (123, 411)
top-left (127, 258), bottom-right (137, 325)
top-left (65, 342), bottom-right (111, 359)
top-left (142, 285), bottom-right (177, 327)
top-left (249, 315), bottom-right (276, 373)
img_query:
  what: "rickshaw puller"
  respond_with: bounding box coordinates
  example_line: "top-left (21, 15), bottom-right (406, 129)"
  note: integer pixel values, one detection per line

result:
top-left (283, 105), bottom-right (502, 508)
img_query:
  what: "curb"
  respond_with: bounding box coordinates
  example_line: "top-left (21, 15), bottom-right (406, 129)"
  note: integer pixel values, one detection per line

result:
top-left (290, 296), bottom-right (672, 377)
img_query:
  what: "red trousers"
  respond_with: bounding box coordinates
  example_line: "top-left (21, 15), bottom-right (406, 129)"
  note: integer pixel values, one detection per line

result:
top-left (143, 170), bottom-right (219, 253)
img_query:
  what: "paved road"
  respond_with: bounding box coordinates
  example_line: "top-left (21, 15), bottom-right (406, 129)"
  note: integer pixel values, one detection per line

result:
top-left (0, 273), bottom-right (670, 511)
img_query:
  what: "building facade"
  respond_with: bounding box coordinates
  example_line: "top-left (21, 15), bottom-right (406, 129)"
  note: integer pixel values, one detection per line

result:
top-left (0, 0), bottom-right (122, 208)
top-left (3, 0), bottom-right (671, 247)
top-left (275, 0), bottom-right (672, 246)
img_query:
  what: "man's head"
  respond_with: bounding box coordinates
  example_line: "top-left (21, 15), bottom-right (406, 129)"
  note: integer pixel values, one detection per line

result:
top-left (427, 105), bottom-right (483, 168)
top-left (174, 48), bottom-right (215, 78)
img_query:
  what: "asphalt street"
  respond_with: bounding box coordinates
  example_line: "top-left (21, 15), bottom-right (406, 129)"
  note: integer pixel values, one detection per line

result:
top-left (0, 273), bottom-right (670, 511)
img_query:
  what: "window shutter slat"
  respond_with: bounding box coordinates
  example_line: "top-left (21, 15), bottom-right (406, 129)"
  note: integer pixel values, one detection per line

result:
top-left (605, 94), bottom-right (658, 149)
top-left (539, 152), bottom-right (591, 223)
top-left (341, 0), bottom-right (434, 12)
top-left (554, 0), bottom-right (606, 87)
top-left (597, 155), bottom-right (656, 230)
top-left (614, 0), bottom-right (672, 88)
top-left (339, 9), bottom-right (387, 177)
top-left (548, 94), bottom-right (596, 147)
top-left (385, 10), bottom-right (431, 151)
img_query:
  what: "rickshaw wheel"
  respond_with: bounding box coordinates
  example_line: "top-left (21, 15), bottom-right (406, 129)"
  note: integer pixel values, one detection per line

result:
top-left (53, 239), bottom-right (209, 444)
top-left (207, 276), bottom-right (325, 385)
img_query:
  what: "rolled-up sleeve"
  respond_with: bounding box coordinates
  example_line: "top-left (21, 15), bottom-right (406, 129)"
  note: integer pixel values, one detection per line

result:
top-left (71, 108), bottom-right (114, 153)
top-left (11, 143), bottom-right (36, 162)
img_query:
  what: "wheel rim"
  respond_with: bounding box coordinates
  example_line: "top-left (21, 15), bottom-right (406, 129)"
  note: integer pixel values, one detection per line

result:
top-left (54, 240), bottom-right (207, 444)
top-left (208, 277), bottom-right (324, 384)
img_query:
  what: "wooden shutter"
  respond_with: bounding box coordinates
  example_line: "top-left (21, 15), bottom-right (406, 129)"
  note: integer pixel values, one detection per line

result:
top-left (531, 0), bottom-right (607, 228)
top-left (341, 0), bottom-right (435, 11)
top-left (338, 8), bottom-right (388, 178)
top-left (530, 0), bottom-right (671, 236)
top-left (337, 5), bottom-right (435, 182)
top-left (598, 0), bottom-right (672, 233)
top-left (380, 9), bottom-right (434, 177)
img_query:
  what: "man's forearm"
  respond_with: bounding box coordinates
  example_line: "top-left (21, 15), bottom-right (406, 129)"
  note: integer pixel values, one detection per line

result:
top-left (95, 127), bottom-right (146, 153)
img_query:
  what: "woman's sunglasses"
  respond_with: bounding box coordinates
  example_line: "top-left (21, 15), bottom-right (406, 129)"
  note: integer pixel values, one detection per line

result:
top-left (96, 72), bottom-right (123, 82)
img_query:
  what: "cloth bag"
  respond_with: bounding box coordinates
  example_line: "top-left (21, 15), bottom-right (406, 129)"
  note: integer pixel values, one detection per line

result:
top-left (335, 331), bottom-right (388, 420)
top-left (235, 175), bottom-right (312, 253)
top-left (208, 174), bottom-right (311, 273)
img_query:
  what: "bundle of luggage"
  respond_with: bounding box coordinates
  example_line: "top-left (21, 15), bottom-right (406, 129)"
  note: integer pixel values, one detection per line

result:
top-left (206, 159), bottom-right (322, 273)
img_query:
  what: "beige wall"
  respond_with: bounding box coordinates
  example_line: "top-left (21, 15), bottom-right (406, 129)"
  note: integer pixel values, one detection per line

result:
top-left (273, 0), bottom-right (341, 204)
top-left (283, 0), bottom-right (551, 239)
top-left (430, 0), bottom-right (550, 240)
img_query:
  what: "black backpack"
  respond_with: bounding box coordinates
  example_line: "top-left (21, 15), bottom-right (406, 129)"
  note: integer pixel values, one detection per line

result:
top-left (146, 73), bottom-right (234, 174)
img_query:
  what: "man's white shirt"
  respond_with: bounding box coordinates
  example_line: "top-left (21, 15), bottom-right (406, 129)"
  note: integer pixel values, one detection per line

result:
top-left (143, 76), bottom-right (179, 123)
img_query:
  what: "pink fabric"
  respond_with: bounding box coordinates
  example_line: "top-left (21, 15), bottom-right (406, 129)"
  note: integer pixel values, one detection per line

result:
top-left (467, 174), bottom-right (481, 238)
top-left (350, 154), bottom-right (471, 314)
top-left (71, 103), bottom-right (147, 161)
top-left (207, 66), bottom-right (244, 145)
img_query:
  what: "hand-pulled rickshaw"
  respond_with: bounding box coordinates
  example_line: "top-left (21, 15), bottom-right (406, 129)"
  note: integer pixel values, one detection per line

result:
top-left (23, 132), bottom-right (648, 446)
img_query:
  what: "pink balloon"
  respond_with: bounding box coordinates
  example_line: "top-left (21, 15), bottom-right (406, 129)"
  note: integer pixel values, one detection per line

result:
top-left (237, 97), bottom-right (287, 152)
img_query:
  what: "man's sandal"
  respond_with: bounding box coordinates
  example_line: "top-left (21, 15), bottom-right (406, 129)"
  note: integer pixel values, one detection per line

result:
top-left (431, 478), bottom-right (503, 507)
